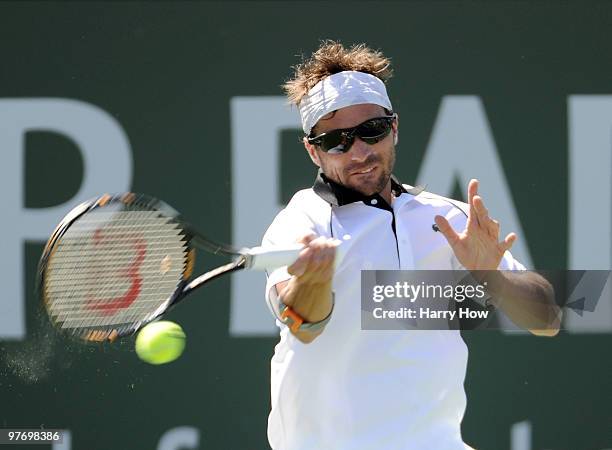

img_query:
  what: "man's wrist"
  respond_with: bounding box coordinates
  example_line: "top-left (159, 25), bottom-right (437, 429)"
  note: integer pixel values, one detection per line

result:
top-left (478, 270), bottom-right (507, 296)
top-left (460, 271), bottom-right (497, 308)
top-left (465, 270), bottom-right (511, 308)
top-left (277, 293), bottom-right (335, 333)
top-left (285, 276), bottom-right (333, 322)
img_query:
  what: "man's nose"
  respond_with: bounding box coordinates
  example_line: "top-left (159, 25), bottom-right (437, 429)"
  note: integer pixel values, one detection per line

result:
top-left (349, 137), bottom-right (373, 162)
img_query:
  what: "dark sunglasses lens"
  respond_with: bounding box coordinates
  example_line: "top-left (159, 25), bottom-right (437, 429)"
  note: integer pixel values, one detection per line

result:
top-left (357, 118), bottom-right (392, 143)
top-left (320, 130), bottom-right (351, 153)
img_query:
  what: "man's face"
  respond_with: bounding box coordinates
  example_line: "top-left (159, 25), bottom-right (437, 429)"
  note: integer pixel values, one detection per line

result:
top-left (304, 104), bottom-right (398, 196)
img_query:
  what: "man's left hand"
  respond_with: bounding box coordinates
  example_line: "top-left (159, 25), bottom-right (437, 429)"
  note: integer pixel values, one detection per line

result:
top-left (434, 179), bottom-right (516, 271)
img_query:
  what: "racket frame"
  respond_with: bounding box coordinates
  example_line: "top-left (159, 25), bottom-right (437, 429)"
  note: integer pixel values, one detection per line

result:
top-left (38, 193), bottom-right (247, 342)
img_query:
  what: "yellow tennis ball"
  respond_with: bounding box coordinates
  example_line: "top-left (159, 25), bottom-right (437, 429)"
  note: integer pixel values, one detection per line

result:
top-left (135, 321), bottom-right (186, 365)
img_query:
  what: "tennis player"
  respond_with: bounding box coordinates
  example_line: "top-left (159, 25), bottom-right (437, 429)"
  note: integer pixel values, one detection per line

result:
top-left (262, 41), bottom-right (559, 450)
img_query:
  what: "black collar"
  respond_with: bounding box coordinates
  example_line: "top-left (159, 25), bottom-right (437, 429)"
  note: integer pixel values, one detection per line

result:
top-left (312, 170), bottom-right (423, 210)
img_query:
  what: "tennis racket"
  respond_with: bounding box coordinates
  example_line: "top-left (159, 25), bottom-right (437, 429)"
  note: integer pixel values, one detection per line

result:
top-left (37, 192), bottom-right (304, 343)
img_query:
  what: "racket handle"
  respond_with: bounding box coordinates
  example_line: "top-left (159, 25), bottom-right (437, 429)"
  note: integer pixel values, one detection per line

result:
top-left (245, 240), bottom-right (345, 271)
top-left (245, 244), bottom-right (303, 271)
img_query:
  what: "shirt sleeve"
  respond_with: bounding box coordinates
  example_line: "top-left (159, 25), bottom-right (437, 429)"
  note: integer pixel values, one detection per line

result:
top-left (499, 250), bottom-right (527, 271)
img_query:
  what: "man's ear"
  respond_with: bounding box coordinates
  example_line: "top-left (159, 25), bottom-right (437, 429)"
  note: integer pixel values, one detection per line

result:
top-left (304, 138), bottom-right (321, 167)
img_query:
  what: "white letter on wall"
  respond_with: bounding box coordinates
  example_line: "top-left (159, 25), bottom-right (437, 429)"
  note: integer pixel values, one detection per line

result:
top-left (230, 97), bottom-right (300, 336)
top-left (417, 96), bottom-right (533, 333)
top-left (417, 96), bottom-right (533, 269)
top-left (510, 421), bottom-right (531, 450)
top-left (567, 95), bottom-right (612, 333)
top-left (157, 426), bottom-right (200, 450)
top-left (52, 430), bottom-right (71, 450)
top-left (0, 98), bottom-right (133, 339)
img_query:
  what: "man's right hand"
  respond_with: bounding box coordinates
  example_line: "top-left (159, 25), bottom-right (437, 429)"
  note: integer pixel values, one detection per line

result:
top-left (274, 234), bottom-right (338, 342)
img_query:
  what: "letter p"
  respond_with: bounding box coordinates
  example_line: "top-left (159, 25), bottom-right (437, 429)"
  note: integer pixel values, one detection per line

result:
top-left (0, 98), bottom-right (132, 339)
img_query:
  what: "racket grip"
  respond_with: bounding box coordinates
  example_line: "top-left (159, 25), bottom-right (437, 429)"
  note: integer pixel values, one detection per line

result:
top-left (245, 240), bottom-right (346, 271)
top-left (245, 244), bottom-right (303, 271)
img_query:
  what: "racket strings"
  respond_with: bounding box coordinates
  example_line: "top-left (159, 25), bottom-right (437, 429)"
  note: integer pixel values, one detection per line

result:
top-left (44, 207), bottom-right (190, 335)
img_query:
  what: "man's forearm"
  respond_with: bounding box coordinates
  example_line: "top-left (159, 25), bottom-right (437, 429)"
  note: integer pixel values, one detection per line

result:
top-left (485, 271), bottom-right (561, 336)
top-left (274, 278), bottom-right (333, 343)
top-left (269, 235), bottom-right (338, 343)
top-left (281, 277), bottom-right (333, 322)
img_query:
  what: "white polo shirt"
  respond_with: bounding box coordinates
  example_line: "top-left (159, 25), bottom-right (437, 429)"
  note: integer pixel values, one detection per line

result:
top-left (262, 172), bottom-right (524, 450)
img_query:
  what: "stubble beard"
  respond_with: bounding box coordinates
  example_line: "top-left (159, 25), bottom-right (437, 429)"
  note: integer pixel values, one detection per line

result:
top-left (321, 145), bottom-right (396, 196)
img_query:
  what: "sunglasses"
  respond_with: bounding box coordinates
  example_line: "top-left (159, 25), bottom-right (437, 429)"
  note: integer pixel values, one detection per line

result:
top-left (307, 114), bottom-right (397, 154)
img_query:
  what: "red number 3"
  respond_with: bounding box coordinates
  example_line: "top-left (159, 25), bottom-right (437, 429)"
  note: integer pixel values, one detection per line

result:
top-left (85, 229), bottom-right (147, 316)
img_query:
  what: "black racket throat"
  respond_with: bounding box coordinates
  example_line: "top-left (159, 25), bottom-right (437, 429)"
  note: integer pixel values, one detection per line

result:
top-left (187, 231), bottom-right (242, 257)
top-left (171, 257), bottom-right (246, 309)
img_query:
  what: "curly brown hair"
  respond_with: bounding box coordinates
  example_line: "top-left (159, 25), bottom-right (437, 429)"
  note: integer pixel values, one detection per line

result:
top-left (283, 40), bottom-right (393, 106)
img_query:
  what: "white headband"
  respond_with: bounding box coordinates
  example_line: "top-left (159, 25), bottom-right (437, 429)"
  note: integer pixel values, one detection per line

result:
top-left (298, 70), bottom-right (393, 135)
